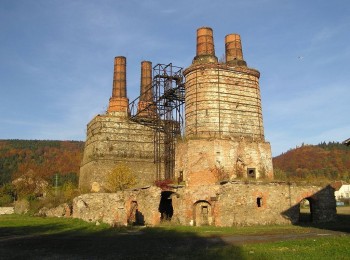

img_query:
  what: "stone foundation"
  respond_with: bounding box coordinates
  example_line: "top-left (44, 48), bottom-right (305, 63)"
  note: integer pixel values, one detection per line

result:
top-left (72, 182), bottom-right (336, 227)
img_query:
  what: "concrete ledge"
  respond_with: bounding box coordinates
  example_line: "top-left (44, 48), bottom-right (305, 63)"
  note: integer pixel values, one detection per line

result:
top-left (0, 207), bottom-right (14, 215)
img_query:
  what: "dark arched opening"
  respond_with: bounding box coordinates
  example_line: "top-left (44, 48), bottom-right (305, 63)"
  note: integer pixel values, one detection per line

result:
top-left (299, 198), bottom-right (313, 223)
top-left (127, 201), bottom-right (145, 226)
top-left (158, 191), bottom-right (174, 221)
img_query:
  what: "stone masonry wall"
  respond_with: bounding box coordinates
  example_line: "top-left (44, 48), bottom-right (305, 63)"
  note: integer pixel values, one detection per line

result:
top-left (79, 112), bottom-right (161, 192)
top-left (72, 182), bottom-right (336, 227)
top-left (171, 182), bottom-right (336, 226)
top-left (72, 186), bottom-right (161, 226)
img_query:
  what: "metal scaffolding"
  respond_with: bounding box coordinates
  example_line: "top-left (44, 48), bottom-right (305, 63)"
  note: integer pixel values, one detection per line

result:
top-left (129, 63), bottom-right (185, 180)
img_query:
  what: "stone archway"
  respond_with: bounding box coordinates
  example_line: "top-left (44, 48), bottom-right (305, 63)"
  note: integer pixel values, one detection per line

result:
top-left (193, 200), bottom-right (212, 226)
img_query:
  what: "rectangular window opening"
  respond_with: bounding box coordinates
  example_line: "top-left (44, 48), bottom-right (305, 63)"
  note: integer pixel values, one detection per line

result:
top-left (247, 168), bottom-right (256, 178)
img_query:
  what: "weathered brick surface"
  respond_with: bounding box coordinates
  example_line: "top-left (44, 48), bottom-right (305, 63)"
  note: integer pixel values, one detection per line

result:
top-left (76, 28), bottom-right (336, 227)
top-left (175, 138), bottom-right (273, 186)
top-left (178, 50), bottom-right (273, 183)
top-left (184, 64), bottom-right (263, 141)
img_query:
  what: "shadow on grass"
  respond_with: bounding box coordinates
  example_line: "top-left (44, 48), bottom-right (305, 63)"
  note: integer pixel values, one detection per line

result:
top-left (281, 185), bottom-right (350, 234)
top-left (297, 211), bottom-right (350, 234)
top-left (0, 218), bottom-right (246, 260)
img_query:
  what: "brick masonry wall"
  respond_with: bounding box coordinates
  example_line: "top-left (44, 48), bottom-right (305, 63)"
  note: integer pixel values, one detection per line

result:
top-left (184, 64), bottom-right (264, 141)
top-left (178, 61), bottom-right (273, 183)
top-left (175, 138), bottom-right (273, 186)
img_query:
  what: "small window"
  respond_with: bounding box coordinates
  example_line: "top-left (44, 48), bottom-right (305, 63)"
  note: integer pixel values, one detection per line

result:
top-left (178, 171), bottom-right (183, 183)
top-left (257, 197), bottom-right (263, 207)
top-left (202, 206), bottom-right (208, 213)
top-left (247, 168), bottom-right (256, 178)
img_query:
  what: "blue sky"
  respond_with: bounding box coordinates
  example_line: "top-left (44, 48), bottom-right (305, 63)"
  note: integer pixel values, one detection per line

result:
top-left (1, 0), bottom-right (349, 156)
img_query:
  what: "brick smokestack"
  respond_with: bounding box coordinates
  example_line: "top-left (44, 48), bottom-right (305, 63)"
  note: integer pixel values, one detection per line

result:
top-left (225, 34), bottom-right (247, 66)
top-left (137, 61), bottom-right (156, 118)
top-left (193, 27), bottom-right (218, 64)
top-left (107, 56), bottom-right (129, 113)
top-left (140, 61), bottom-right (153, 102)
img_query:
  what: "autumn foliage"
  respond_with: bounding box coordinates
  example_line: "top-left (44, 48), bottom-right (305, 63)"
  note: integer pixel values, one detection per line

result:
top-left (0, 140), bottom-right (84, 186)
top-left (273, 142), bottom-right (350, 182)
top-left (105, 163), bottom-right (136, 192)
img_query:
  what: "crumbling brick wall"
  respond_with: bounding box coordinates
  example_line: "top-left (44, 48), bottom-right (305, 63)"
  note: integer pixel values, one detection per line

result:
top-left (170, 182), bottom-right (336, 226)
top-left (175, 138), bottom-right (273, 186)
top-left (72, 182), bottom-right (336, 227)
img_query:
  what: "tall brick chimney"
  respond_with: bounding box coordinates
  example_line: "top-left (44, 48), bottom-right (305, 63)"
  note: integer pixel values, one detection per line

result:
top-left (107, 56), bottom-right (129, 113)
top-left (137, 61), bottom-right (156, 118)
top-left (225, 34), bottom-right (247, 66)
top-left (193, 27), bottom-right (218, 64)
top-left (140, 61), bottom-right (153, 102)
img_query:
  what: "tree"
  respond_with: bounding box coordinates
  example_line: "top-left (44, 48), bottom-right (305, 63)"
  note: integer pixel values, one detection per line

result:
top-left (12, 169), bottom-right (48, 200)
top-left (273, 168), bottom-right (287, 181)
top-left (105, 163), bottom-right (136, 192)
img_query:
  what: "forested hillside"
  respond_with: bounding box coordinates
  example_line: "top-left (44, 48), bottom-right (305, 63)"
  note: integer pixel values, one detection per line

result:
top-left (1, 140), bottom-right (349, 187)
top-left (273, 142), bottom-right (350, 182)
top-left (0, 140), bottom-right (84, 186)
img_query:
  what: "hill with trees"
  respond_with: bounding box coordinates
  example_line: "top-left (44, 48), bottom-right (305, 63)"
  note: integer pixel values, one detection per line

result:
top-left (1, 140), bottom-right (349, 187)
top-left (273, 142), bottom-right (350, 183)
top-left (0, 140), bottom-right (84, 186)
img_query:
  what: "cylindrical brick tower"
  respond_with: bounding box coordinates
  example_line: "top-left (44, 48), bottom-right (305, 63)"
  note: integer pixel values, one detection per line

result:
top-left (175, 27), bottom-right (273, 185)
top-left (107, 56), bottom-right (129, 114)
top-left (184, 31), bottom-right (264, 141)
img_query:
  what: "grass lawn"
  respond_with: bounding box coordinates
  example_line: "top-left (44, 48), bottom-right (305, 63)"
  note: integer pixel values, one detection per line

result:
top-left (0, 213), bottom-right (349, 259)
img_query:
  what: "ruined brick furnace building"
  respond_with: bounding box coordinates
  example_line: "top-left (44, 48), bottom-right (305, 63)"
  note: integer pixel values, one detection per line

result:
top-left (75, 27), bottom-right (336, 226)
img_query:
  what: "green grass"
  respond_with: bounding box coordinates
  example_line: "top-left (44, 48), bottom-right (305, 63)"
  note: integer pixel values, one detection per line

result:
top-left (0, 214), bottom-right (349, 259)
top-left (240, 236), bottom-right (350, 260)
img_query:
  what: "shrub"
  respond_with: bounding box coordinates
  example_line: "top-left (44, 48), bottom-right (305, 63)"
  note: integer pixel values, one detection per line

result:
top-left (0, 183), bottom-right (15, 206)
top-left (105, 163), bottom-right (136, 192)
top-left (0, 194), bottom-right (13, 206)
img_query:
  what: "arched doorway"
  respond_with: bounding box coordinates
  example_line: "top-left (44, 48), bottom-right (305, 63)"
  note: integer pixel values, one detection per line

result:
top-left (299, 197), bottom-right (313, 223)
top-left (158, 191), bottom-right (174, 221)
top-left (128, 201), bottom-right (145, 226)
top-left (193, 200), bottom-right (212, 226)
